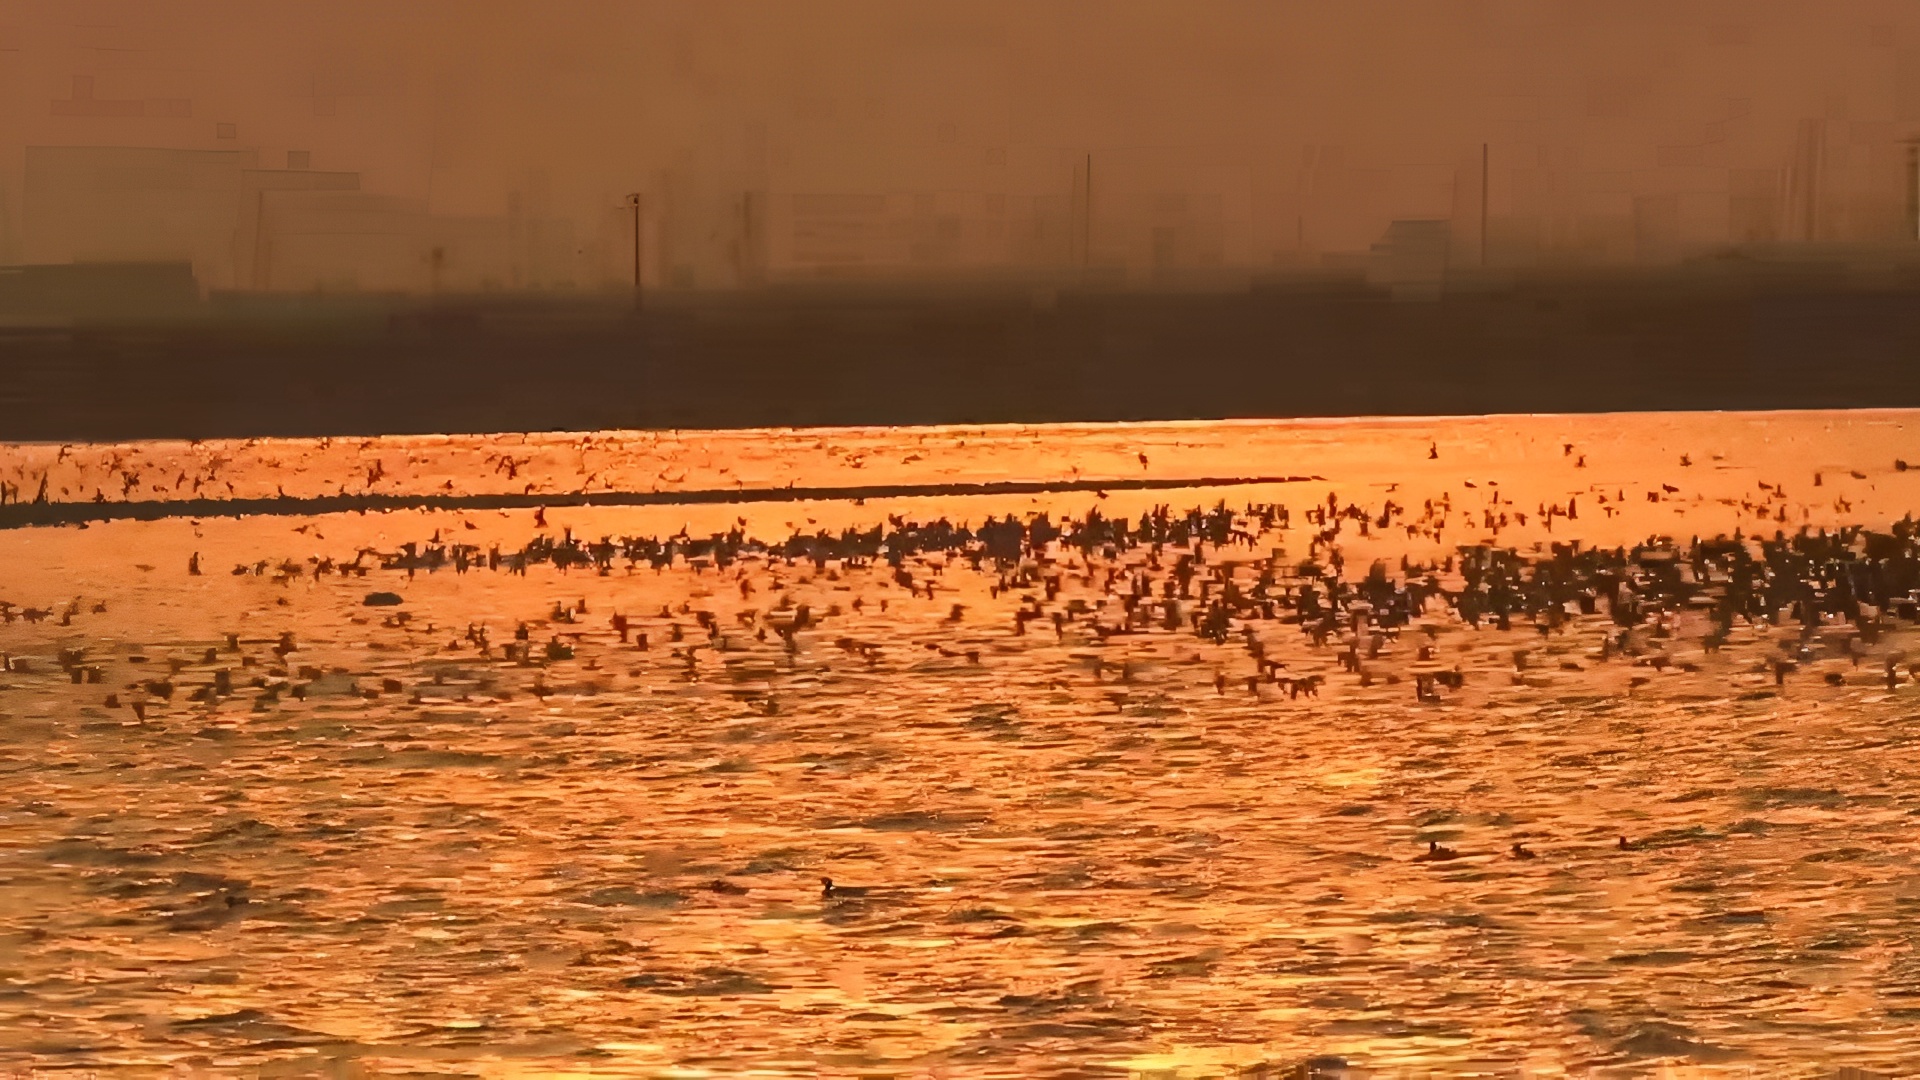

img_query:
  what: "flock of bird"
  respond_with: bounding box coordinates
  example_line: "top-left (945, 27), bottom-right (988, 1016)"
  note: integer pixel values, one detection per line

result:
top-left (7, 439), bottom-right (1920, 875)
top-left (241, 479), bottom-right (1920, 696)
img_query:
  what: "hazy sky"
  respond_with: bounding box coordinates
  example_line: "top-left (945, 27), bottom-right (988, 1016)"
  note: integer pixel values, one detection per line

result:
top-left (4, 1), bottom-right (1920, 268)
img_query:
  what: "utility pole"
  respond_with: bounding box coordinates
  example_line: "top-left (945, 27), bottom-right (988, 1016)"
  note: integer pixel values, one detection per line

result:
top-left (1084, 153), bottom-right (1093, 270)
top-left (251, 190), bottom-right (268, 289)
top-left (627, 192), bottom-right (644, 311)
top-left (1480, 143), bottom-right (1490, 267)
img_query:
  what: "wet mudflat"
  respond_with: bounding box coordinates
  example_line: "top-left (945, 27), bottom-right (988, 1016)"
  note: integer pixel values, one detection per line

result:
top-left (3, 412), bottom-right (1920, 1078)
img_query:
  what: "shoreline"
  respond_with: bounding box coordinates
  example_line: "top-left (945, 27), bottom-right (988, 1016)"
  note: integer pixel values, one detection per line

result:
top-left (0, 473), bottom-right (1319, 530)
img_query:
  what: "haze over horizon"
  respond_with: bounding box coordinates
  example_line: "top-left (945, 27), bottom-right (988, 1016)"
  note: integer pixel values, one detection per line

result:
top-left (6, 1), bottom-right (1920, 292)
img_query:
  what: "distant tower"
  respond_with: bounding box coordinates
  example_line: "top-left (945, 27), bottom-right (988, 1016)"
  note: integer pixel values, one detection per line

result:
top-left (1068, 154), bottom-right (1094, 274)
top-left (1481, 143), bottom-right (1490, 266)
top-left (1084, 153), bottom-right (1093, 271)
top-left (626, 193), bottom-right (644, 310)
top-left (1791, 119), bottom-right (1825, 242)
top-left (1908, 140), bottom-right (1919, 241)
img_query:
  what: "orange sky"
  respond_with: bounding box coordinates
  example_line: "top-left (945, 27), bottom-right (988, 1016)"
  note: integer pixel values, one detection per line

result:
top-left (4, 1), bottom-right (1920, 275)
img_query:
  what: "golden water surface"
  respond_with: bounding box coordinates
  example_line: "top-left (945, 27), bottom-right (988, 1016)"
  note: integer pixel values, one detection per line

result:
top-left (3, 411), bottom-right (1919, 1077)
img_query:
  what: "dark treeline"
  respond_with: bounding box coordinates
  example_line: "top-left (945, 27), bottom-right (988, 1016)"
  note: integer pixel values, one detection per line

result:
top-left (9, 266), bottom-right (1920, 441)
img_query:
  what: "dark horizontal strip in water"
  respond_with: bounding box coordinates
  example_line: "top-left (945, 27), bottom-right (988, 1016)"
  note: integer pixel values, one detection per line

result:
top-left (0, 474), bottom-right (1322, 530)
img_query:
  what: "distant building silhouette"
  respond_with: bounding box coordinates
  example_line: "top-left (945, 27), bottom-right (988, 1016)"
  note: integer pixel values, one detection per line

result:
top-left (24, 147), bottom-right (257, 289)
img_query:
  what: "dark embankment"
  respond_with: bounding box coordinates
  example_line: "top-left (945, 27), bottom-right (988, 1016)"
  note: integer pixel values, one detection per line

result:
top-left (0, 474), bottom-right (1318, 530)
top-left (5, 260), bottom-right (1920, 442)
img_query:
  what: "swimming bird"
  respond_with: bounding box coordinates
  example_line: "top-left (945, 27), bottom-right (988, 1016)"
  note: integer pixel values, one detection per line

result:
top-left (1416, 841), bottom-right (1459, 862)
top-left (1510, 842), bottom-right (1536, 860)
top-left (820, 877), bottom-right (870, 899)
